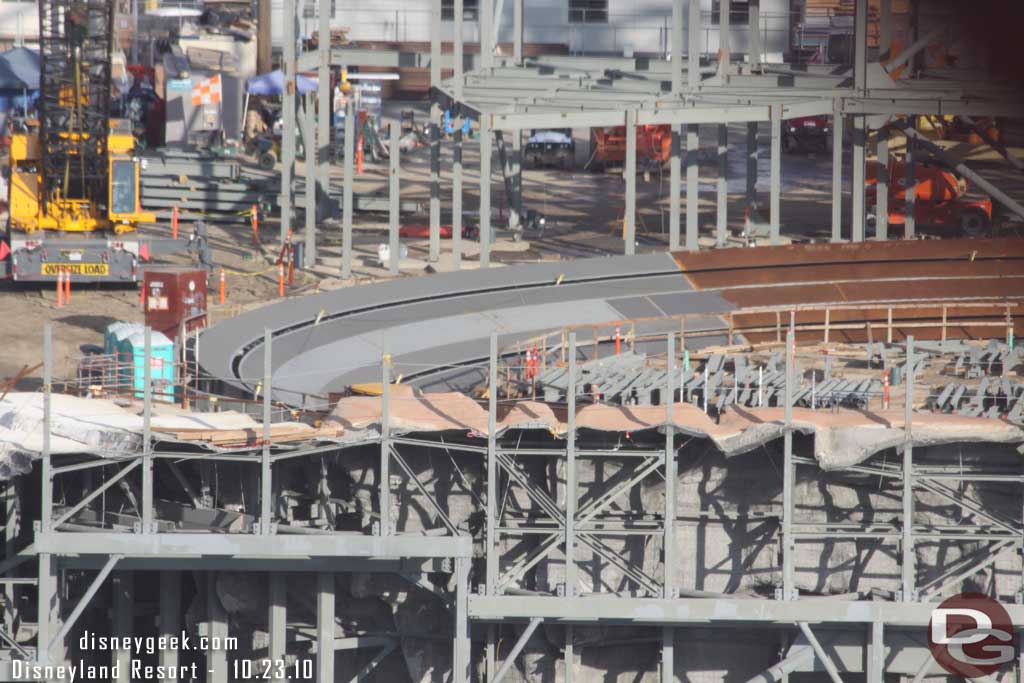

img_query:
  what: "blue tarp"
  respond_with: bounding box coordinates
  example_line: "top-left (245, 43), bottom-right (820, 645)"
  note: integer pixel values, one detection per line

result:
top-left (0, 47), bottom-right (40, 91)
top-left (246, 69), bottom-right (318, 96)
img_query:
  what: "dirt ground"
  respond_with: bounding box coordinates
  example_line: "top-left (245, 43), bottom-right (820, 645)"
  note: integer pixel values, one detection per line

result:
top-left (3, 102), bottom-right (1023, 386)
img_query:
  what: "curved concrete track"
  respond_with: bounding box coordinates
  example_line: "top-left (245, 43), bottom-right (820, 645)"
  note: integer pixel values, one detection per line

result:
top-left (198, 239), bottom-right (1024, 409)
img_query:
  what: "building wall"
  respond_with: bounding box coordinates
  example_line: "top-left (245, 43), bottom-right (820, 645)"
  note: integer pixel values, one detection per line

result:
top-left (274, 0), bottom-right (791, 62)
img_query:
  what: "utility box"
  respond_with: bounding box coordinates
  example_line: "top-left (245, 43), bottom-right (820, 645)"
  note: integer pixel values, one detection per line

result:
top-left (143, 267), bottom-right (208, 342)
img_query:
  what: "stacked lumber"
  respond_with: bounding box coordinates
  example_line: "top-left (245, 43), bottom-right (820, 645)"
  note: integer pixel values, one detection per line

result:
top-left (153, 421), bottom-right (344, 448)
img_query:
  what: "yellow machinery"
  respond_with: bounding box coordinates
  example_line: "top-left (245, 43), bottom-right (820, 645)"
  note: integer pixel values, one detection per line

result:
top-left (8, 119), bottom-right (154, 234)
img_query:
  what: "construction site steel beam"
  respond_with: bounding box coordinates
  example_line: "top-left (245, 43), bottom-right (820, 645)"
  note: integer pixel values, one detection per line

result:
top-left (852, 116), bottom-right (866, 242)
top-left (743, 646), bottom-right (815, 683)
top-left (879, 0), bottom-right (892, 57)
top-left (782, 329), bottom-right (795, 599)
top-left (670, 128), bottom-right (682, 250)
top-left (625, 111), bottom-right (637, 255)
top-left (685, 123), bottom-right (699, 251)
top-left (902, 336), bottom-right (916, 601)
top-left (389, 122), bottom-right (401, 276)
top-left (797, 623), bottom-right (844, 683)
top-left (748, 0), bottom-right (762, 69)
top-left (486, 333), bottom-right (498, 593)
top-left (480, 0), bottom-right (494, 70)
top-left (746, 122), bottom-right (757, 206)
top-left (454, 557), bottom-right (471, 682)
top-left (672, 0), bottom-right (683, 94)
top-left (876, 129), bottom-right (889, 241)
top-left (480, 116), bottom-right (493, 267)
top-left (430, 0), bottom-right (441, 95)
top-left (41, 325), bottom-right (52, 532)
top-left (565, 626), bottom-right (575, 683)
top-left (48, 555), bottom-right (120, 657)
top-left (318, 0), bottom-right (331, 235)
top-left (494, 617), bottom-right (542, 683)
top-left (269, 574), bottom-right (287, 668)
top-left (718, 0), bottom-right (731, 78)
top-left (831, 102), bottom-right (844, 242)
top-left (687, 0), bottom-right (700, 90)
top-left (304, 92), bottom-right (317, 266)
top-left (868, 621), bottom-right (885, 683)
top-left (207, 573), bottom-right (229, 683)
top-left (454, 0), bottom-right (464, 100)
top-left (142, 327), bottom-right (154, 533)
top-left (341, 98), bottom-right (355, 280)
top-left (770, 104), bottom-right (782, 243)
top-left (854, 0), bottom-right (867, 92)
top-left (114, 572), bottom-right (133, 682)
top-left (513, 0), bottom-right (523, 64)
top-left (905, 130), bottom-right (916, 238)
top-left (430, 122), bottom-right (441, 263)
top-left (380, 353), bottom-right (392, 535)
top-left (317, 573), bottom-right (335, 682)
top-left (281, 0), bottom-right (297, 246)
top-left (717, 124), bottom-right (728, 246)
top-left (664, 333), bottom-right (677, 596)
top-left (453, 129), bottom-right (464, 270)
top-left (261, 329), bottom-right (272, 532)
top-left (160, 571), bottom-right (181, 682)
top-left (662, 627), bottom-right (674, 683)
top-left (565, 333), bottom-right (578, 596)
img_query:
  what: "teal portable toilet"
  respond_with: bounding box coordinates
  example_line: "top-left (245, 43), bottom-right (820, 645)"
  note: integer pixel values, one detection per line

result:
top-left (105, 322), bottom-right (144, 394)
top-left (123, 328), bottom-right (175, 399)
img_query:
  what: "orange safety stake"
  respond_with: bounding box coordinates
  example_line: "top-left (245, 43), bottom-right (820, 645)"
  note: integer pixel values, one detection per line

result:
top-left (219, 268), bottom-right (226, 305)
top-left (139, 283), bottom-right (145, 309)
top-left (64, 268), bottom-right (71, 305)
top-left (251, 204), bottom-right (259, 243)
top-left (882, 371), bottom-right (890, 410)
top-left (615, 324), bottom-right (621, 355)
top-left (525, 348), bottom-right (532, 380)
top-left (278, 262), bottom-right (285, 298)
top-left (356, 135), bottom-right (364, 174)
top-left (56, 271), bottom-right (64, 308)
top-left (288, 245), bottom-right (295, 286)
top-left (172, 205), bottom-right (179, 240)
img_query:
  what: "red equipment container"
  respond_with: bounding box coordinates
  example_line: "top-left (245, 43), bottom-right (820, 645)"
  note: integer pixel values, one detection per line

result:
top-left (142, 267), bottom-right (208, 342)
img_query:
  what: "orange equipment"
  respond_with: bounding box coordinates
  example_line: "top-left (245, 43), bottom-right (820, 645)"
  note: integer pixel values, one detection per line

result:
top-left (591, 125), bottom-right (672, 169)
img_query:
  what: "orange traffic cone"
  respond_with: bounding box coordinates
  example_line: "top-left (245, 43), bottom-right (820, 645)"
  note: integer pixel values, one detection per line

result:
top-left (251, 204), bottom-right (259, 243)
top-left (219, 268), bottom-right (226, 305)
top-left (56, 271), bottom-right (64, 308)
top-left (64, 269), bottom-right (71, 305)
top-left (278, 262), bottom-right (284, 298)
top-left (172, 205), bottom-right (179, 240)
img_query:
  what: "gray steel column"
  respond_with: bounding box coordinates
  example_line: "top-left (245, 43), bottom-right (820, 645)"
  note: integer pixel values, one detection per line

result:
top-left (664, 333), bottom-right (677, 594)
top-left (565, 333), bottom-right (578, 596)
top-left (512, 131), bottom-right (523, 228)
top-left (879, 0), bottom-right (892, 56)
top-left (748, 0), bottom-right (761, 68)
top-left (206, 575), bottom-right (228, 683)
top-left (317, 0), bottom-right (330, 215)
top-left (269, 574), bottom-right (287, 668)
top-left (479, 116), bottom-right (493, 268)
top-left (429, 122), bottom-right (441, 263)
top-left (453, 129), bottom-right (464, 270)
top-left (669, 128), bottom-right (681, 250)
top-left (304, 93), bottom-right (317, 266)
top-left (142, 327), bottom-right (153, 533)
top-left (565, 626), bottom-right (575, 683)
top-left (685, 123), bottom-right (699, 251)
top-left (317, 573), bottom-right (335, 682)
top-left (746, 122), bottom-right (757, 204)
top-left (486, 333), bottom-right (498, 593)
top-left (486, 626), bottom-right (496, 681)
top-left (769, 104), bottom-right (781, 243)
top-left (454, 557), bottom-right (471, 683)
top-left (662, 627), bottom-right (674, 683)
top-left (114, 573), bottom-right (133, 682)
top-left (671, 0), bottom-right (683, 94)
top-left (453, 0), bottom-right (464, 100)
top-left (830, 103), bottom-right (843, 242)
top-left (380, 353), bottom-right (391, 535)
top-left (782, 329), bottom-right (795, 599)
top-left (513, 0), bottom-right (523, 64)
top-left (905, 131), bottom-right (916, 238)
top-left (876, 128), bottom-right (889, 240)
top-left (341, 98), bottom-right (355, 279)
top-left (261, 329), bottom-right (272, 533)
top-left (624, 110), bottom-right (637, 255)
top-left (281, 0), bottom-right (297, 245)
top-left (430, 0), bottom-right (441, 92)
top-left (851, 116), bottom-right (866, 242)
top-left (902, 336), bottom-right (915, 601)
top-left (854, 0), bottom-right (867, 91)
top-left (687, 0), bottom-right (700, 90)
top-left (41, 324), bottom-right (52, 530)
top-left (868, 621), bottom-right (884, 683)
top-left (389, 122), bottom-right (401, 275)
top-left (718, 0), bottom-right (730, 77)
top-left (159, 572), bottom-right (181, 683)
top-left (36, 554), bottom-right (56, 664)
top-left (716, 124), bottom-right (728, 246)
top-left (480, 0), bottom-right (493, 69)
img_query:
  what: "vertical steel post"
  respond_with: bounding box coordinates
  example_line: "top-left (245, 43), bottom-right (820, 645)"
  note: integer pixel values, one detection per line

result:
top-left (716, 124), bottom-right (728, 247)
top-left (718, 0), bottom-right (730, 77)
top-left (565, 626), bottom-right (575, 683)
top-left (389, 122), bottom-right (401, 275)
top-left (687, 0), bottom-right (700, 90)
top-left (669, 128), bottom-right (682, 250)
top-left (876, 128), bottom-right (889, 240)
top-left (486, 333), bottom-right (498, 593)
top-left (852, 116), bottom-right (866, 242)
top-left (565, 333), bottom-right (578, 596)
top-left (512, 130), bottom-right (523, 230)
top-left (769, 104), bottom-right (781, 243)
top-left (748, 0), bottom-right (761, 68)
top-left (902, 335), bottom-right (915, 601)
top-left (480, 116), bottom-right (492, 268)
top-left (905, 132), bottom-right (916, 239)
top-left (453, 129), bottom-right (464, 270)
top-left (664, 333), bottom-right (677, 594)
top-left (480, 0), bottom-right (493, 69)
top-left (513, 0), bottom-right (524, 64)
top-left (304, 92), bottom-right (317, 267)
top-left (454, 0), bottom-right (464, 100)
top-left (455, 557), bottom-right (471, 683)
top-left (206, 575), bottom-right (228, 683)
top-left (281, 0), bottom-right (297, 245)
top-left (671, 0), bottom-right (683, 94)
top-left (662, 627), bottom-right (674, 683)
top-left (42, 324), bottom-right (52, 531)
top-left (746, 122), bottom-right (757, 206)
top-left (486, 625), bottom-right (496, 681)
top-left (429, 121), bottom-right (441, 263)
top-left (36, 553), bottom-right (56, 664)
top-left (831, 102), bottom-right (844, 242)
top-left (269, 574), bottom-right (287, 668)
top-left (868, 621), bottom-right (885, 683)
top-left (854, 0), bottom-right (867, 91)
top-left (114, 573), bottom-right (133, 681)
top-left (341, 97), bottom-right (355, 279)
top-left (317, 573), bottom-right (335, 682)
top-left (782, 329), bottom-right (795, 599)
top-left (430, 0), bottom-right (442, 92)
top-left (624, 110), bottom-right (637, 255)
top-left (686, 123), bottom-right (699, 251)
top-left (142, 327), bottom-right (153, 533)
top-left (159, 572), bottom-right (180, 683)
top-left (317, 0), bottom-right (330, 220)
top-left (261, 329), bottom-right (272, 533)
top-left (879, 0), bottom-right (892, 55)
top-left (380, 352), bottom-right (391, 536)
